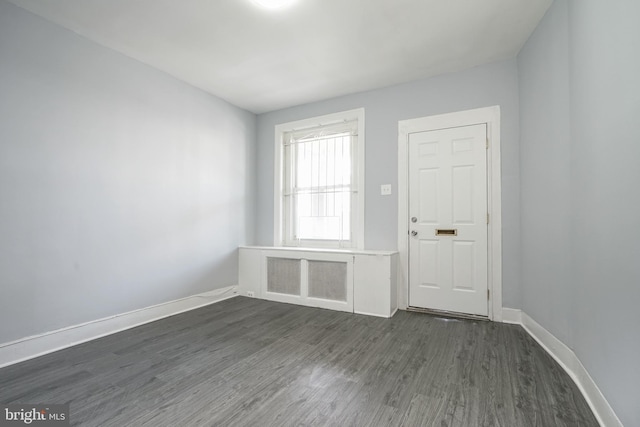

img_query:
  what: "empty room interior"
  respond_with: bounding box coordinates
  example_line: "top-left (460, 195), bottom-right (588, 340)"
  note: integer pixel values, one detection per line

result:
top-left (0, 0), bottom-right (638, 425)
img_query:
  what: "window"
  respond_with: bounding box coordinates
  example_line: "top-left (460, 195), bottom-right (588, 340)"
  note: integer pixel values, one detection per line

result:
top-left (274, 109), bottom-right (364, 249)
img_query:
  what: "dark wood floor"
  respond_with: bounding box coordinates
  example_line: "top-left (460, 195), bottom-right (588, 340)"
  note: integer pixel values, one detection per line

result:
top-left (0, 297), bottom-right (598, 426)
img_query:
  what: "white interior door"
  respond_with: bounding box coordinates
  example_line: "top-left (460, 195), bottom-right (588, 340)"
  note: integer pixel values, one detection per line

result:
top-left (408, 124), bottom-right (488, 316)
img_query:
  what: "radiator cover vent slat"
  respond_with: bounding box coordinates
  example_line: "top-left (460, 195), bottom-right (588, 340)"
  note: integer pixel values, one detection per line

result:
top-left (308, 260), bottom-right (347, 302)
top-left (267, 257), bottom-right (301, 296)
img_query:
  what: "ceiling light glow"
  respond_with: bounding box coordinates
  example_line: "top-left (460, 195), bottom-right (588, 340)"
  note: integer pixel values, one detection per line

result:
top-left (251, 0), bottom-right (296, 10)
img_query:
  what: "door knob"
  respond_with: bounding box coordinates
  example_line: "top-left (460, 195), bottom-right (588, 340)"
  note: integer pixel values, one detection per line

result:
top-left (411, 230), bottom-right (418, 236)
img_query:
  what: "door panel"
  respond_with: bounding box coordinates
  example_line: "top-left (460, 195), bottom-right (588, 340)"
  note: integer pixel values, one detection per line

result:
top-left (452, 165), bottom-right (474, 223)
top-left (452, 240), bottom-right (475, 291)
top-left (419, 240), bottom-right (439, 288)
top-left (419, 169), bottom-right (439, 223)
top-left (408, 124), bottom-right (488, 316)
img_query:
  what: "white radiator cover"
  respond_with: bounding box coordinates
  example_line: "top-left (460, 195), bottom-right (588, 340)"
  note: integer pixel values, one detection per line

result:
top-left (239, 247), bottom-right (398, 317)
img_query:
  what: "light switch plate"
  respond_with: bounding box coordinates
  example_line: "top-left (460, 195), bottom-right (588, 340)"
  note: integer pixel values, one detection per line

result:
top-left (380, 184), bottom-right (392, 195)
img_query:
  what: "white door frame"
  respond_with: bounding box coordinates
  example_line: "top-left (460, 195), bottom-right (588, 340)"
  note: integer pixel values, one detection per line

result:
top-left (397, 106), bottom-right (502, 321)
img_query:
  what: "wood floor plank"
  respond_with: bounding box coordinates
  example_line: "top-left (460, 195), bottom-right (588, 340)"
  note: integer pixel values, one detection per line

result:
top-left (0, 297), bottom-right (599, 426)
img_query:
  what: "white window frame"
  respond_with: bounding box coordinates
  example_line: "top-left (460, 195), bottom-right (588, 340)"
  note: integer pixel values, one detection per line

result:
top-left (274, 108), bottom-right (365, 249)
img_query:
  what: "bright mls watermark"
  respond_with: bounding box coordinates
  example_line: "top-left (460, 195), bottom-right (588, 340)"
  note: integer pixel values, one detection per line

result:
top-left (1, 405), bottom-right (69, 426)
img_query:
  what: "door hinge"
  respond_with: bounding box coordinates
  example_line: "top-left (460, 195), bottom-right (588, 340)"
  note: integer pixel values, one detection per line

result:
top-left (486, 137), bottom-right (489, 149)
top-left (487, 289), bottom-right (490, 300)
top-left (487, 213), bottom-right (489, 224)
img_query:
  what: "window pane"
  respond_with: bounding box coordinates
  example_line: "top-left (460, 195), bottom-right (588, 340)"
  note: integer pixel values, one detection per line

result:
top-left (291, 132), bottom-right (352, 242)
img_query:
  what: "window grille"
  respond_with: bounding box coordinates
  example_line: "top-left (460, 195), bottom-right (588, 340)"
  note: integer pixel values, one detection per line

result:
top-left (282, 120), bottom-right (359, 247)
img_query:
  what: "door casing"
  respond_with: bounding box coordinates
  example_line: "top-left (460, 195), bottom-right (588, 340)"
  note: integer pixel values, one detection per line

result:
top-left (398, 106), bottom-right (502, 321)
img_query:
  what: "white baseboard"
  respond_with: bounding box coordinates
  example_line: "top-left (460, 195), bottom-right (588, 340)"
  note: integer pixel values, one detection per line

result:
top-left (0, 286), bottom-right (238, 369)
top-left (354, 308), bottom-right (398, 318)
top-left (501, 307), bottom-right (522, 324)
top-left (501, 308), bottom-right (622, 427)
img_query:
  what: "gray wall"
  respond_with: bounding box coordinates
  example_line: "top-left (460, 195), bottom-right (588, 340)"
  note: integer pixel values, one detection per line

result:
top-left (256, 60), bottom-right (522, 308)
top-left (518, 0), bottom-right (640, 425)
top-left (518, 0), bottom-right (573, 345)
top-left (0, 1), bottom-right (256, 344)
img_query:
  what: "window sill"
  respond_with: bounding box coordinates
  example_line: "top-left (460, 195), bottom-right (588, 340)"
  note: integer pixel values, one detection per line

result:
top-left (239, 245), bottom-right (397, 256)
